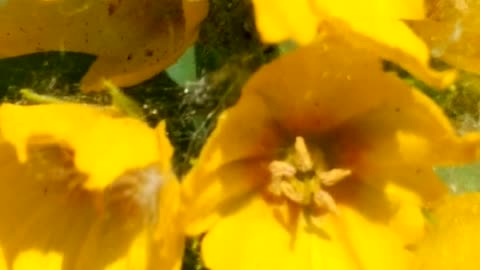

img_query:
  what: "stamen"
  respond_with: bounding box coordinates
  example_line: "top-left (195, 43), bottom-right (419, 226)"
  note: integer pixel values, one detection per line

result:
top-left (269, 160), bottom-right (296, 178)
top-left (267, 136), bottom-right (351, 215)
top-left (317, 168), bottom-right (351, 186)
top-left (267, 178), bottom-right (283, 197)
top-left (280, 180), bottom-right (306, 205)
top-left (314, 190), bottom-right (339, 214)
top-left (293, 136), bottom-right (313, 172)
top-left (268, 161), bottom-right (296, 197)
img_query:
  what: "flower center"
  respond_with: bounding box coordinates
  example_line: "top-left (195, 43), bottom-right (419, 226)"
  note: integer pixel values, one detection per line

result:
top-left (267, 136), bottom-right (351, 214)
top-left (25, 142), bottom-right (164, 224)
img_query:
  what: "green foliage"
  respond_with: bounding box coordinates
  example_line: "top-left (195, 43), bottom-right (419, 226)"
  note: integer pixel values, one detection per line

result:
top-left (167, 47), bottom-right (197, 86)
top-left (435, 162), bottom-right (480, 194)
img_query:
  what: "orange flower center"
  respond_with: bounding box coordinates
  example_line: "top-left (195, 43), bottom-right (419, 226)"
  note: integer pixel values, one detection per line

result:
top-left (267, 136), bottom-right (351, 214)
top-left (26, 141), bottom-right (163, 223)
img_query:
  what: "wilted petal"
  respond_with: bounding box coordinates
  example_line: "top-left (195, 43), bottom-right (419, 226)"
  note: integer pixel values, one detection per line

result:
top-left (0, 0), bottom-right (208, 91)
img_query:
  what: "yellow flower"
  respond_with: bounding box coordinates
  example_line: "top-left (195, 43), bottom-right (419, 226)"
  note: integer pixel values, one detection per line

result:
top-left (410, 0), bottom-right (480, 75)
top-left (414, 193), bottom-right (480, 270)
top-left (0, 0), bottom-right (208, 91)
top-left (181, 37), bottom-right (480, 270)
top-left (0, 103), bottom-right (183, 270)
top-left (251, 0), bottom-right (455, 89)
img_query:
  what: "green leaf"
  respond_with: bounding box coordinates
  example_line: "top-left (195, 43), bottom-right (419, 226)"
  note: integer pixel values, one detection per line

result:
top-left (167, 46), bottom-right (197, 85)
top-left (435, 162), bottom-right (480, 194)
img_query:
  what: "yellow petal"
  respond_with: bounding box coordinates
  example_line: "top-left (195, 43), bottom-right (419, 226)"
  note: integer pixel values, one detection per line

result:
top-left (242, 37), bottom-right (393, 135)
top-left (154, 174), bottom-right (185, 270)
top-left (13, 250), bottom-right (63, 270)
top-left (0, 103), bottom-right (159, 190)
top-left (324, 179), bottom-right (423, 270)
top-left (312, 0), bottom-right (424, 21)
top-left (377, 0), bottom-right (425, 20)
top-left (182, 159), bottom-right (269, 235)
top-left (155, 121), bottom-right (175, 175)
top-left (252, 0), bottom-right (319, 45)
top-left (251, 0), bottom-right (453, 88)
top-left (181, 93), bottom-right (283, 235)
top-left (321, 18), bottom-right (455, 89)
top-left (415, 193), bottom-right (480, 270)
top-left (201, 195), bottom-right (358, 270)
top-left (252, 0), bottom-right (425, 44)
top-left (389, 198), bottom-right (426, 245)
top-left (333, 179), bottom-right (426, 249)
top-left (0, 0), bottom-right (208, 91)
top-left (333, 204), bottom-right (415, 270)
top-left (201, 190), bottom-right (418, 270)
top-left (329, 85), bottom-right (480, 203)
top-left (191, 93), bottom-right (282, 173)
top-left (103, 231), bottom-right (149, 270)
top-left (316, 1), bottom-right (451, 89)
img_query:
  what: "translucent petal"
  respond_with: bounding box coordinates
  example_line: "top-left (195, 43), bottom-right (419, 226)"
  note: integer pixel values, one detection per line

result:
top-left (0, 103), bottom-right (160, 190)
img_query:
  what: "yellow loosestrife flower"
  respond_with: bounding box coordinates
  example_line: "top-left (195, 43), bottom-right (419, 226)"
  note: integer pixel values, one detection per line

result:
top-left (415, 193), bottom-right (480, 270)
top-left (410, 0), bottom-right (480, 75)
top-left (0, 103), bottom-right (183, 270)
top-left (181, 37), bottom-right (480, 270)
top-left (0, 0), bottom-right (208, 91)
top-left (251, 0), bottom-right (455, 89)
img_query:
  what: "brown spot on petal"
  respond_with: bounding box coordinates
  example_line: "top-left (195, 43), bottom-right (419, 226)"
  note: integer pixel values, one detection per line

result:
top-left (107, 0), bottom-right (123, 16)
top-left (145, 49), bottom-right (154, 57)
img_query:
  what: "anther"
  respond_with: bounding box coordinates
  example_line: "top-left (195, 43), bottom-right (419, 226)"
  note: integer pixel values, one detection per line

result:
top-left (280, 181), bottom-right (306, 205)
top-left (269, 160), bottom-right (296, 178)
top-left (268, 161), bottom-right (296, 197)
top-left (317, 168), bottom-right (351, 186)
top-left (314, 190), bottom-right (339, 214)
top-left (293, 136), bottom-right (313, 172)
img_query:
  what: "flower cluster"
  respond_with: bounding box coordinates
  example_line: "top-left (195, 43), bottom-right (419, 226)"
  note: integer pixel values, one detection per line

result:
top-left (0, 1), bottom-right (479, 270)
